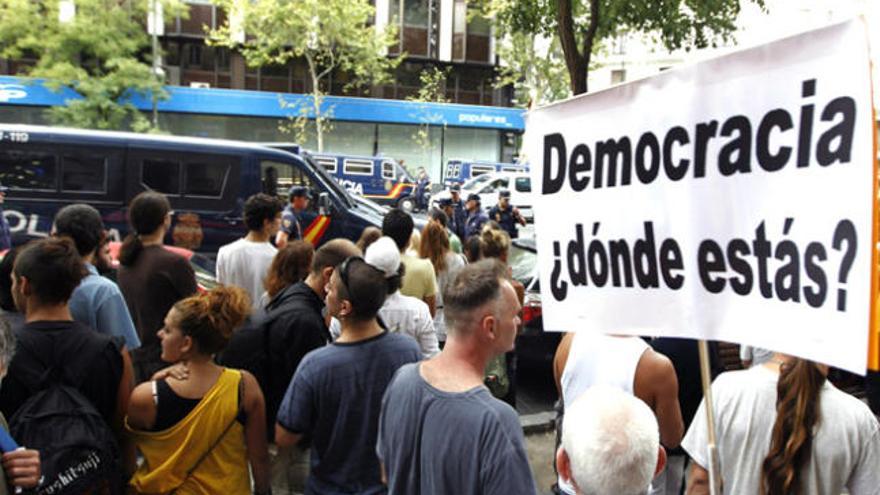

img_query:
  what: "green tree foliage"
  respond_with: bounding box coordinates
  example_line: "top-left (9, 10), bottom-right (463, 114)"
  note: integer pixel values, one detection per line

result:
top-left (406, 66), bottom-right (449, 152)
top-left (0, 0), bottom-right (186, 131)
top-left (210, 0), bottom-right (400, 151)
top-left (494, 32), bottom-right (569, 107)
top-left (482, 0), bottom-right (764, 95)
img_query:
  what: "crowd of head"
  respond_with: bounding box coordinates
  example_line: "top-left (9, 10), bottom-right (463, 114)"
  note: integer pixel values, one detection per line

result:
top-left (0, 188), bottom-right (875, 495)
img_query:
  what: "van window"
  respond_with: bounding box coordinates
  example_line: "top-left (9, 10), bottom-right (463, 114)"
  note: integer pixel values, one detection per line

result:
top-left (502, 166), bottom-right (520, 173)
top-left (514, 177), bottom-right (531, 193)
top-left (470, 165), bottom-right (494, 178)
top-left (315, 157), bottom-right (337, 174)
top-left (261, 159), bottom-right (314, 198)
top-left (142, 158), bottom-right (181, 194)
top-left (62, 155), bottom-right (106, 193)
top-left (344, 159), bottom-right (373, 176)
top-left (382, 161), bottom-right (395, 180)
top-left (185, 161), bottom-right (229, 198)
top-left (0, 150), bottom-right (58, 191)
top-left (482, 178), bottom-right (508, 194)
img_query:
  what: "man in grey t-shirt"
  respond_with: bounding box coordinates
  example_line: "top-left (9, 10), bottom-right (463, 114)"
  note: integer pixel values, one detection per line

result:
top-left (377, 260), bottom-right (538, 495)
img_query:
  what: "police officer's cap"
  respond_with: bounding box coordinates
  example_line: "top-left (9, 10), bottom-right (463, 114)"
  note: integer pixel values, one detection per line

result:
top-left (467, 193), bottom-right (481, 203)
top-left (499, 189), bottom-right (511, 199)
top-left (289, 186), bottom-right (311, 199)
top-left (450, 184), bottom-right (461, 192)
top-left (438, 198), bottom-right (453, 207)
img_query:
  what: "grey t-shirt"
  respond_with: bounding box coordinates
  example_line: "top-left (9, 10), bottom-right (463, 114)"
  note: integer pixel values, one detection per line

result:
top-left (683, 366), bottom-right (880, 495)
top-left (377, 363), bottom-right (537, 495)
top-left (277, 331), bottom-right (421, 495)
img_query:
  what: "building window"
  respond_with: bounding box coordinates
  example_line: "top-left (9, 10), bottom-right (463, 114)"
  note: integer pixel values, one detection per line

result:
top-left (611, 69), bottom-right (626, 84)
top-left (389, 0), bottom-right (440, 58)
top-left (454, 67), bottom-right (491, 105)
top-left (452, 1), bottom-right (491, 64)
top-left (612, 34), bottom-right (627, 55)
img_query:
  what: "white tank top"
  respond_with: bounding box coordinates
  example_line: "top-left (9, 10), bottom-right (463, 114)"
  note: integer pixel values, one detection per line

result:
top-left (558, 332), bottom-right (650, 494)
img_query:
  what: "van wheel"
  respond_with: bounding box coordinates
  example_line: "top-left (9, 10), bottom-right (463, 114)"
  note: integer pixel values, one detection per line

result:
top-left (398, 197), bottom-right (415, 213)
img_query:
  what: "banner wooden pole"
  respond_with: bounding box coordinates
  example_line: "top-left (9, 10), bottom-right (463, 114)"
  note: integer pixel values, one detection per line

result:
top-left (698, 340), bottom-right (721, 495)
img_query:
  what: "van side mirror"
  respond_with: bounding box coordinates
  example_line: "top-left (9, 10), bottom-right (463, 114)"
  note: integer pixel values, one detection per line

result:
top-left (318, 192), bottom-right (331, 216)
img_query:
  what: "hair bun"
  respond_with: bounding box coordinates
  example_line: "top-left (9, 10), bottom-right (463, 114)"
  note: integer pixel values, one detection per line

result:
top-left (206, 286), bottom-right (251, 339)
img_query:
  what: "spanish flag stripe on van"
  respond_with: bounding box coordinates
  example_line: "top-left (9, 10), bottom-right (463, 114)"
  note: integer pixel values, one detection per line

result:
top-left (363, 183), bottom-right (413, 200)
top-left (303, 215), bottom-right (331, 246)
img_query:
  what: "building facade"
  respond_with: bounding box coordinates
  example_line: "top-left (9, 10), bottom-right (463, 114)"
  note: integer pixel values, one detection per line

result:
top-left (0, 0), bottom-right (523, 180)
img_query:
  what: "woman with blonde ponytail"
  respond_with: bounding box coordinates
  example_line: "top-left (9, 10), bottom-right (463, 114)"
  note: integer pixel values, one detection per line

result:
top-left (682, 354), bottom-right (880, 495)
top-left (125, 286), bottom-right (270, 495)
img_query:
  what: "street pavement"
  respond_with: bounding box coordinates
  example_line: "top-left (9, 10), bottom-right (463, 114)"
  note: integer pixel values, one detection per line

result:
top-left (517, 358), bottom-right (560, 495)
top-left (525, 430), bottom-right (558, 495)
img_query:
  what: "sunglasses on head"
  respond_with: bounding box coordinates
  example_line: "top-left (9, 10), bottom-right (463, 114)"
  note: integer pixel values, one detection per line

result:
top-left (338, 256), bottom-right (364, 295)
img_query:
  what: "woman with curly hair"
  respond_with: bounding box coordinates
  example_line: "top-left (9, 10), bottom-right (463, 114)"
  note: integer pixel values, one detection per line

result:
top-left (126, 287), bottom-right (270, 495)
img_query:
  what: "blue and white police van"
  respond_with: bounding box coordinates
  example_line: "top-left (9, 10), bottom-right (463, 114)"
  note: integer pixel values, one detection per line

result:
top-left (309, 153), bottom-right (422, 211)
top-left (443, 159), bottom-right (529, 187)
top-left (0, 125), bottom-right (385, 254)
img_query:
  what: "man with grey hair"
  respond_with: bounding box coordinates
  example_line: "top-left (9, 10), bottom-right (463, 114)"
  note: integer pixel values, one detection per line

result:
top-left (377, 259), bottom-right (537, 494)
top-left (557, 386), bottom-right (666, 495)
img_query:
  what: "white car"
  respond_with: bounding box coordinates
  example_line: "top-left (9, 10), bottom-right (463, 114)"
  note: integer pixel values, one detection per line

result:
top-left (434, 171), bottom-right (534, 222)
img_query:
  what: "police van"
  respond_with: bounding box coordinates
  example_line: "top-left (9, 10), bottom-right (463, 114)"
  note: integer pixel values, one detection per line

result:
top-left (443, 159), bottom-right (529, 187)
top-left (0, 125), bottom-right (385, 254)
top-left (309, 153), bottom-right (420, 211)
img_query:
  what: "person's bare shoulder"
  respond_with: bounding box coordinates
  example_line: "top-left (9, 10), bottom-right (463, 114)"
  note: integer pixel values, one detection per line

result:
top-left (553, 332), bottom-right (574, 395)
top-left (634, 348), bottom-right (677, 405)
top-left (126, 381), bottom-right (157, 430)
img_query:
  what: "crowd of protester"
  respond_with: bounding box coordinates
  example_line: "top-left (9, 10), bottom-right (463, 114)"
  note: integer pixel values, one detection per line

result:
top-left (0, 187), bottom-right (875, 495)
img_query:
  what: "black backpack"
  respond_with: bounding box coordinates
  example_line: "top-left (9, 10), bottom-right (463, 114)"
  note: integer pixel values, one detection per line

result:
top-left (9, 347), bottom-right (123, 495)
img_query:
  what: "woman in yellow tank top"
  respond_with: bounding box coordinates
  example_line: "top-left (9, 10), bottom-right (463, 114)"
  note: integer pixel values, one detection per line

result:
top-left (125, 287), bottom-right (270, 495)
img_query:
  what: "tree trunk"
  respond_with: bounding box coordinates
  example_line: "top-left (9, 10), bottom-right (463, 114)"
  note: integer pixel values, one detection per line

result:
top-left (555, 0), bottom-right (600, 95)
top-left (314, 92), bottom-right (324, 152)
top-left (555, 0), bottom-right (586, 95)
top-left (305, 54), bottom-right (324, 152)
top-left (582, 0), bottom-right (600, 95)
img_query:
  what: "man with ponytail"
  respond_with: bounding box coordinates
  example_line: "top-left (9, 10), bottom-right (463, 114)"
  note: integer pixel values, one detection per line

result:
top-left (683, 353), bottom-right (880, 494)
top-left (117, 191), bottom-right (198, 383)
top-left (275, 253), bottom-right (421, 494)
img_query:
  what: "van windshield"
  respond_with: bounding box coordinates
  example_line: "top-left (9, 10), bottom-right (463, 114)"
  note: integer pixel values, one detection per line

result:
top-left (462, 173), bottom-right (494, 190)
top-left (396, 164), bottom-right (415, 183)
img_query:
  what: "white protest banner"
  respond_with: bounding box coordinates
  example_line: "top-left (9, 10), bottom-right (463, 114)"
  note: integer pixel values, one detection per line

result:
top-left (525, 18), bottom-right (877, 374)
